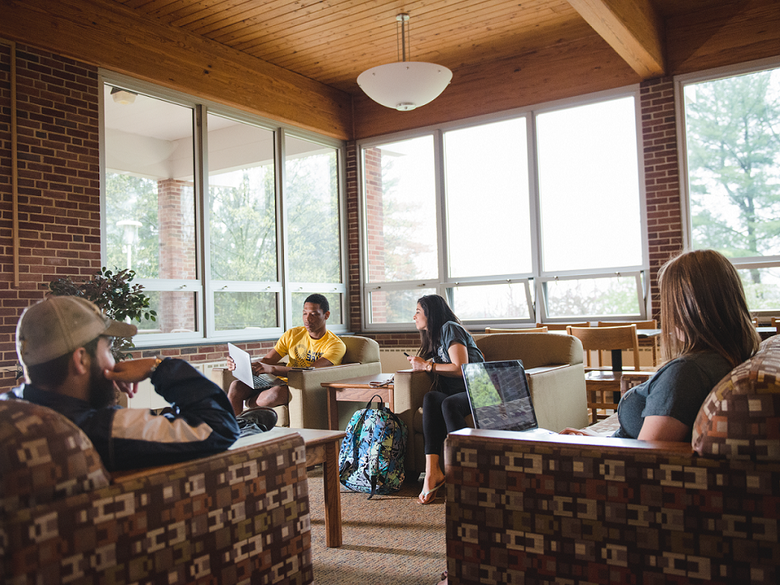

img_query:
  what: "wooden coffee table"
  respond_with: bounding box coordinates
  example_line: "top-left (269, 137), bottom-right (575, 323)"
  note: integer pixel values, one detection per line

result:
top-left (293, 428), bottom-right (346, 548)
top-left (321, 374), bottom-right (395, 431)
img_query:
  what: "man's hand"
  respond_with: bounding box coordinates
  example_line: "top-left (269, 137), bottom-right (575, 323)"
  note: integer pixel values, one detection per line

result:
top-left (251, 361), bottom-right (274, 375)
top-left (226, 356), bottom-right (236, 371)
top-left (105, 358), bottom-right (159, 384)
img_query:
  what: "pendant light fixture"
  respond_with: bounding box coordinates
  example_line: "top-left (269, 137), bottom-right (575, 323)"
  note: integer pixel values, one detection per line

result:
top-left (357, 13), bottom-right (452, 112)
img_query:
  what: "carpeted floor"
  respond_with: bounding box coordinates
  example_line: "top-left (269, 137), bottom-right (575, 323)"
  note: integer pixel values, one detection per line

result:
top-left (306, 467), bottom-right (446, 585)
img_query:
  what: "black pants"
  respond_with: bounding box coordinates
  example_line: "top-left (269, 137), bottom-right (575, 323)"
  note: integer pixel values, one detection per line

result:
top-left (422, 388), bottom-right (471, 456)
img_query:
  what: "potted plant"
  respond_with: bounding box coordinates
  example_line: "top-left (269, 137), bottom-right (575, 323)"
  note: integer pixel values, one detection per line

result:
top-left (48, 267), bottom-right (157, 361)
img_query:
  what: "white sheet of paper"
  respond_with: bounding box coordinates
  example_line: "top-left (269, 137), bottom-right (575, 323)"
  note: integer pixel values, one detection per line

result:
top-left (228, 343), bottom-right (254, 388)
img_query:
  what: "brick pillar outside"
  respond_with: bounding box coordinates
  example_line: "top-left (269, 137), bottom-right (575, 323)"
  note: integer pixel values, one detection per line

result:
top-left (157, 179), bottom-right (196, 333)
top-left (640, 77), bottom-right (684, 322)
top-left (362, 146), bottom-right (388, 324)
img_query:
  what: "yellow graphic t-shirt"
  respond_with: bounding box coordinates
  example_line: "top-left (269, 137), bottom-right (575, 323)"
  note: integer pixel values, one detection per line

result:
top-left (274, 327), bottom-right (346, 371)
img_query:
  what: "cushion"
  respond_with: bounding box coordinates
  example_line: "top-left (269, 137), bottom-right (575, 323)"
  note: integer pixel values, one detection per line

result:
top-left (0, 399), bottom-right (111, 513)
top-left (692, 335), bottom-right (780, 460)
top-left (342, 336), bottom-right (380, 364)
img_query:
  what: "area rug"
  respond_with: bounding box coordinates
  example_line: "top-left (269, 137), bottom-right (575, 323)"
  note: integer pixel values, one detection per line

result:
top-left (306, 468), bottom-right (446, 585)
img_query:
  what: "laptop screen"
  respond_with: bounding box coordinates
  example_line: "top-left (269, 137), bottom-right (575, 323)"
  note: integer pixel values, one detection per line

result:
top-left (461, 360), bottom-right (539, 432)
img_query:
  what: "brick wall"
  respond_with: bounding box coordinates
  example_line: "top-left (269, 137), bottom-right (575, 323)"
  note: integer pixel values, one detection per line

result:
top-left (639, 77), bottom-right (684, 321)
top-left (0, 43), bottom-right (102, 387)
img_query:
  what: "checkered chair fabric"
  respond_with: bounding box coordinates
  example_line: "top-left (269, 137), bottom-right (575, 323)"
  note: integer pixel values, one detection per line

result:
top-left (444, 334), bottom-right (780, 585)
top-left (0, 399), bottom-right (313, 585)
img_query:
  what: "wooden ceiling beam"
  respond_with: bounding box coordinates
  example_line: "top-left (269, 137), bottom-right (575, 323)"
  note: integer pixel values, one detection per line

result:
top-left (0, 0), bottom-right (352, 140)
top-left (567, 0), bottom-right (665, 78)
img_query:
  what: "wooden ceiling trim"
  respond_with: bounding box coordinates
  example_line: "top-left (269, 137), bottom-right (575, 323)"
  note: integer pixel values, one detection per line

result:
top-left (566, 0), bottom-right (665, 78)
top-left (1, 0), bottom-right (353, 139)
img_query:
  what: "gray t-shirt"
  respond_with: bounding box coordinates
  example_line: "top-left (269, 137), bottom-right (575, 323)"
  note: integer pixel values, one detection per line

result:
top-left (433, 321), bottom-right (485, 395)
top-left (615, 351), bottom-right (732, 440)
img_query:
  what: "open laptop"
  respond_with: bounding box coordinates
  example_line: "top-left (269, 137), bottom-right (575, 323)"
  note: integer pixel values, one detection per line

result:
top-left (227, 343), bottom-right (284, 391)
top-left (461, 360), bottom-right (553, 434)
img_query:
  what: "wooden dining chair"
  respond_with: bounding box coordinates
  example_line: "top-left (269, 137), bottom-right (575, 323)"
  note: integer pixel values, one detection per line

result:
top-left (567, 324), bottom-right (643, 422)
top-left (536, 322), bottom-right (590, 331)
top-left (597, 319), bottom-right (659, 367)
top-left (485, 326), bottom-right (548, 334)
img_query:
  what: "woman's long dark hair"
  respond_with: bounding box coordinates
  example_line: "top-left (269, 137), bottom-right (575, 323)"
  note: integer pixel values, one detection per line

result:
top-left (417, 294), bottom-right (461, 359)
top-left (659, 249), bottom-right (760, 368)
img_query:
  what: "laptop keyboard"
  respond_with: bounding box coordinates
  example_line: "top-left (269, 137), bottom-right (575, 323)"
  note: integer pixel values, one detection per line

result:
top-left (252, 374), bottom-right (281, 390)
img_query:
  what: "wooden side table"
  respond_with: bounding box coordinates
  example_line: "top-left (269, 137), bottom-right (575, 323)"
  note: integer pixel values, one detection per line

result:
top-left (321, 374), bottom-right (395, 430)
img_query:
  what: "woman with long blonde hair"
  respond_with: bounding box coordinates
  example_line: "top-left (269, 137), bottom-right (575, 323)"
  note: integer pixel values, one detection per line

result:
top-left (564, 249), bottom-right (759, 441)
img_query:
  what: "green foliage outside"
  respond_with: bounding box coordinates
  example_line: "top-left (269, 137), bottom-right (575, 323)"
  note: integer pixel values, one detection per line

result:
top-left (545, 277), bottom-right (640, 319)
top-left (685, 68), bottom-right (780, 309)
top-left (465, 370), bottom-right (501, 408)
top-left (105, 173), bottom-right (162, 279)
top-left (49, 268), bottom-right (157, 360)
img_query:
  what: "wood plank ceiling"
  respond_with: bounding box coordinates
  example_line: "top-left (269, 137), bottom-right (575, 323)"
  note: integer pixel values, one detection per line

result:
top-left (112, 0), bottom-right (702, 96)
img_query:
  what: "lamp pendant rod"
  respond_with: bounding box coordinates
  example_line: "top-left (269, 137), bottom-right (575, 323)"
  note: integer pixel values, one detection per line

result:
top-left (397, 13), bottom-right (410, 62)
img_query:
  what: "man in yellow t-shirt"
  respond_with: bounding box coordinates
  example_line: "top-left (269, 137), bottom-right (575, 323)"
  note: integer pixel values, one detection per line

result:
top-left (226, 294), bottom-right (346, 415)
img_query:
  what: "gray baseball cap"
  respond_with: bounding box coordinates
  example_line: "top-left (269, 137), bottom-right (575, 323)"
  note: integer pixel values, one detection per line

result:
top-left (16, 296), bottom-right (138, 366)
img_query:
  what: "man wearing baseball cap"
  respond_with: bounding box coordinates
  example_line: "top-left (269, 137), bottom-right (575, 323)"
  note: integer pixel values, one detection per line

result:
top-left (5, 296), bottom-right (242, 471)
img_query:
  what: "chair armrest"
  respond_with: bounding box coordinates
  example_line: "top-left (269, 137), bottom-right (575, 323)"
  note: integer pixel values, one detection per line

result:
top-left (286, 362), bottom-right (382, 428)
top-left (393, 370), bottom-right (436, 475)
top-left (6, 433), bottom-right (311, 584)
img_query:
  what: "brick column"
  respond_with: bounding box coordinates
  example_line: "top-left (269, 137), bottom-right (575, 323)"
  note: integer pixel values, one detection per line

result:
top-left (640, 77), bottom-right (684, 321)
top-left (157, 179), bottom-right (196, 332)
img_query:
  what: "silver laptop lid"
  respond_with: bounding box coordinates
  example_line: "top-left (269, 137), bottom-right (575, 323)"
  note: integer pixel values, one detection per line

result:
top-left (461, 360), bottom-right (539, 432)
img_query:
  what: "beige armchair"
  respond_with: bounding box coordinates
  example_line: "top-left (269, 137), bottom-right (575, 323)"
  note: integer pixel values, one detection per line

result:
top-left (394, 332), bottom-right (588, 475)
top-left (216, 335), bottom-right (381, 429)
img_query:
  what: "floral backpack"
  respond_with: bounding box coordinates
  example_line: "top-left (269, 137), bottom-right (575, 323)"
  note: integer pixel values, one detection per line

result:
top-left (338, 394), bottom-right (407, 498)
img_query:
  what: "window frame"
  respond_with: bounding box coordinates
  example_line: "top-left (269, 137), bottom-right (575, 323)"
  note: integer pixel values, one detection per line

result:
top-left (675, 55), bottom-right (780, 319)
top-left (100, 71), bottom-right (348, 348)
top-left (358, 86), bottom-right (649, 331)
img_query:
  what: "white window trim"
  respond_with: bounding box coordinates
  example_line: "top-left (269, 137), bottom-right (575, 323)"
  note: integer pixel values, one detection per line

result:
top-left (99, 71), bottom-right (348, 348)
top-left (674, 56), bottom-right (780, 318)
top-left (358, 85), bottom-right (649, 331)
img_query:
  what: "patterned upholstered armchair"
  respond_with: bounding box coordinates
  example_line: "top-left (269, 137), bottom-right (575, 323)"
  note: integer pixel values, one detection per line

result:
top-left (0, 399), bottom-right (312, 585)
top-left (443, 334), bottom-right (780, 585)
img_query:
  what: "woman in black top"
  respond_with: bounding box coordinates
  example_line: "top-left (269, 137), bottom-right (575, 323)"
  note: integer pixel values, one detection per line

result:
top-left (407, 294), bottom-right (484, 504)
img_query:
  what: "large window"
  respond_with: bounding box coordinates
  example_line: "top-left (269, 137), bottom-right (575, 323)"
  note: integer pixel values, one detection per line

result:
top-left (360, 90), bottom-right (647, 329)
top-left (679, 59), bottom-right (780, 314)
top-left (102, 77), bottom-right (345, 345)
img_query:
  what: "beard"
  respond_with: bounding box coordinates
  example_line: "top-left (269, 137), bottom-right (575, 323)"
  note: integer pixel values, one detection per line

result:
top-left (88, 360), bottom-right (118, 409)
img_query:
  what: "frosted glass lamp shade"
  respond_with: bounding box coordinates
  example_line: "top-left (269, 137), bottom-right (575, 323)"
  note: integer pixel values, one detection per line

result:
top-left (357, 62), bottom-right (453, 111)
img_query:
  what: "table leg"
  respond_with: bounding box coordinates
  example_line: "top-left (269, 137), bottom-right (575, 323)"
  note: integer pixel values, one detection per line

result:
top-left (322, 439), bottom-right (342, 548)
top-left (326, 387), bottom-right (338, 430)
